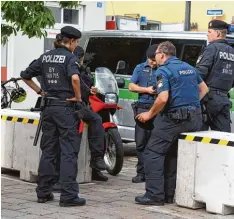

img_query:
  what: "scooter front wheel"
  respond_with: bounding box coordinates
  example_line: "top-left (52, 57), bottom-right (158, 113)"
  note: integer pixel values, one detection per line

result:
top-left (104, 127), bottom-right (124, 176)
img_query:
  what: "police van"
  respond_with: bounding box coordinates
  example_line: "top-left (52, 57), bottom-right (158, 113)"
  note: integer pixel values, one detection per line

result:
top-left (79, 30), bottom-right (234, 142)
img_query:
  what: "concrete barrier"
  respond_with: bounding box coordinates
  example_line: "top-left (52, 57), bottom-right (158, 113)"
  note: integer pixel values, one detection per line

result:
top-left (1, 109), bottom-right (91, 183)
top-left (176, 131), bottom-right (234, 215)
top-left (231, 112), bottom-right (234, 132)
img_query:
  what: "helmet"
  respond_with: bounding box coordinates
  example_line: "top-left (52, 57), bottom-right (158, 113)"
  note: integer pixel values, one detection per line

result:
top-left (11, 87), bottom-right (27, 103)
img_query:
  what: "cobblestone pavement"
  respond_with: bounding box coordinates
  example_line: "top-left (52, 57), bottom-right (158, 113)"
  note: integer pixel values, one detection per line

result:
top-left (1, 157), bottom-right (233, 219)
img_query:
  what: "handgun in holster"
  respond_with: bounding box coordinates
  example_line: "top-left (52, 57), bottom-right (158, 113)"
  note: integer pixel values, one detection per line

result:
top-left (131, 101), bottom-right (154, 130)
top-left (131, 101), bottom-right (138, 118)
top-left (200, 94), bottom-right (210, 123)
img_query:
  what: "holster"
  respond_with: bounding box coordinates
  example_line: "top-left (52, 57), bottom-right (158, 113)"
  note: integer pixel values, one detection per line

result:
top-left (167, 107), bottom-right (199, 121)
top-left (131, 102), bottom-right (138, 119)
top-left (131, 101), bottom-right (155, 130)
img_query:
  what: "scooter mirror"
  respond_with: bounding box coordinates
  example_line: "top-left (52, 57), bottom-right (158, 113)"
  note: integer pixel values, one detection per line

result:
top-left (116, 60), bottom-right (126, 70)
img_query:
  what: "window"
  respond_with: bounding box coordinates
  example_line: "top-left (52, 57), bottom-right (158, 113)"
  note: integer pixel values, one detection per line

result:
top-left (182, 44), bottom-right (204, 66)
top-left (47, 6), bottom-right (61, 23)
top-left (151, 38), bottom-right (206, 66)
top-left (151, 38), bottom-right (187, 59)
top-left (63, 9), bottom-right (79, 25)
top-left (46, 6), bottom-right (79, 25)
top-left (85, 37), bottom-right (151, 75)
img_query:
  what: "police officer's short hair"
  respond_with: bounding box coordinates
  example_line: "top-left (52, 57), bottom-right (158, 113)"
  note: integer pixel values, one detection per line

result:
top-left (157, 41), bottom-right (176, 57)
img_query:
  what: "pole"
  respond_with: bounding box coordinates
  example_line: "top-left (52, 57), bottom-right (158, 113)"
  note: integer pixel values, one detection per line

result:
top-left (184, 1), bottom-right (191, 31)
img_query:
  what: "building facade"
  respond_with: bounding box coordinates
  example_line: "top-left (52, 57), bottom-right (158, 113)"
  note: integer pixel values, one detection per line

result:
top-left (106, 1), bottom-right (234, 31)
top-left (1, 1), bottom-right (106, 109)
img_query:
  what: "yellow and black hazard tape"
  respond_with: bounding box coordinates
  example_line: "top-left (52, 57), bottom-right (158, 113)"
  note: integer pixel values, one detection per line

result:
top-left (179, 134), bottom-right (234, 147)
top-left (1, 115), bottom-right (39, 125)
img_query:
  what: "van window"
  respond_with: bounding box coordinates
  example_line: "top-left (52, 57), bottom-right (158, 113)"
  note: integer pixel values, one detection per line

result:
top-left (151, 38), bottom-right (184, 59)
top-left (151, 39), bottom-right (206, 65)
top-left (85, 37), bottom-right (151, 75)
top-left (182, 44), bottom-right (203, 66)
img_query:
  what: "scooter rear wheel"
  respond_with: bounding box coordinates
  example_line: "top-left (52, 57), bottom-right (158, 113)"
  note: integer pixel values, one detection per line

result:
top-left (104, 127), bottom-right (124, 176)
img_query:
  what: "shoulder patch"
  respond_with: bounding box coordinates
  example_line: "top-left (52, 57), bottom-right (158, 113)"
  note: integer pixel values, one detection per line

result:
top-left (196, 55), bottom-right (203, 64)
top-left (156, 74), bottom-right (163, 89)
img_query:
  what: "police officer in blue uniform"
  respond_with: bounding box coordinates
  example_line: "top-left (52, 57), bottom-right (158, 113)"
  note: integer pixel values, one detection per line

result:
top-left (135, 41), bottom-right (209, 205)
top-left (196, 20), bottom-right (234, 132)
top-left (129, 44), bottom-right (158, 183)
top-left (20, 26), bottom-right (86, 207)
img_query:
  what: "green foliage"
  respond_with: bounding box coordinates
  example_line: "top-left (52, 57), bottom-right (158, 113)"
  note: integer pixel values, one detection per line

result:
top-left (1, 1), bottom-right (80, 45)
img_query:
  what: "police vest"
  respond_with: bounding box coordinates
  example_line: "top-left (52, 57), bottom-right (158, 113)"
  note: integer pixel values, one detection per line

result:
top-left (206, 41), bottom-right (234, 92)
top-left (137, 64), bottom-right (157, 103)
top-left (40, 47), bottom-right (76, 100)
top-left (161, 58), bottom-right (200, 111)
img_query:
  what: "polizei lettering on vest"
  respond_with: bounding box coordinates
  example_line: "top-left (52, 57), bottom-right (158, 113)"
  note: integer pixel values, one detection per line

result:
top-left (42, 55), bottom-right (66, 63)
top-left (178, 69), bottom-right (194, 75)
top-left (219, 52), bottom-right (234, 61)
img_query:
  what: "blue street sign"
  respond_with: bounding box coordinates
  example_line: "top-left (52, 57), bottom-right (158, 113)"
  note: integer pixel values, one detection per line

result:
top-left (97, 2), bottom-right (102, 8)
top-left (207, 9), bottom-right (223, 16)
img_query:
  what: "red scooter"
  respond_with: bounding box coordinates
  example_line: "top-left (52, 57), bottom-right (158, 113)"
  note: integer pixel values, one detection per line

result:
top-left (78, 61), bottom-right (126, 176)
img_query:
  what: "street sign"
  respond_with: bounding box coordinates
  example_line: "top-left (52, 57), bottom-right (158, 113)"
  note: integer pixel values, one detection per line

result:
top-left (207, 9), bottom-right (223, 16)
top-left (97, 2), bottom-right (102, 8)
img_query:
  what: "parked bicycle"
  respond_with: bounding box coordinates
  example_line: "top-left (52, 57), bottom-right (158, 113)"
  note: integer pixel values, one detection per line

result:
top-left (1, 77), bottom-right (27, 109)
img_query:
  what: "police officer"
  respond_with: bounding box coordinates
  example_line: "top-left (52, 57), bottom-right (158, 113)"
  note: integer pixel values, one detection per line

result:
top-left (135, 41), bottom-right (209, 205)
top-left (20, 26), bottom-right (86, 207)
top-left (53, 46), bottom-right (108, 185)
top-left (129, 44), bottom-right (158, 183)
top-left (196, 20), bottom-right (234, 132)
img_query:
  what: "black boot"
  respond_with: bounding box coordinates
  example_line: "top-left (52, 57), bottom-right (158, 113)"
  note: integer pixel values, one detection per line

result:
top-left (132, 174), bottom-right (145, 183)
top-left (92, 169), bottom-right (108, 181)
top-left (37, 193), bottom-right (54, 203)
top-left (90, 157), bottom-right (108, 171)
top-left (165, 196), bottom-right (174, 204)
top-left (135, 195), bottom-right (164, 206)
top-left (59, 197), bottom-right (86, 207)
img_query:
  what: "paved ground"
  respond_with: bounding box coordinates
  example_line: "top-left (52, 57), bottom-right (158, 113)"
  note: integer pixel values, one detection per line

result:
top-left (1, 156), bottom-right (234, 219)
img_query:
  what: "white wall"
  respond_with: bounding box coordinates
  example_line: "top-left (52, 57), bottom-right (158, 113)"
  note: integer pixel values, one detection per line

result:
top-left (81, 1), bottom-right (106, 31)
top-left (9, 32), bottom-right (43, 109)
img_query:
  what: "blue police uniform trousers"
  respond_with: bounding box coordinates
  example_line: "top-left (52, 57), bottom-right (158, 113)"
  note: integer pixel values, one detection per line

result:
top-left (36, 105), bottom-right (80, 201)
top-left (144, 112), bottom-right (202, 201)
top-left (135, 104), bottom-right (154, 176)
top-left (201, 91), bottom-right (231, 132)
top-left (54, 108), bottom-right (104, 181)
